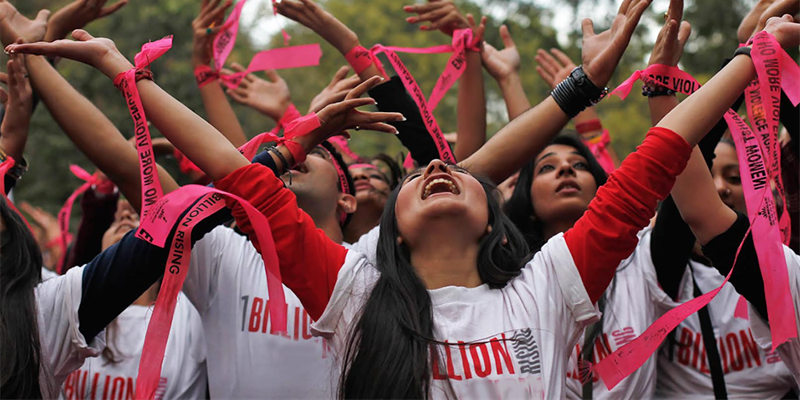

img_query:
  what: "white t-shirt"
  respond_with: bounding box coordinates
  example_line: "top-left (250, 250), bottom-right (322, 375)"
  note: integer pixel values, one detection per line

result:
top-left (61, 292), bottom-right (207, 400)
top-left (656, 258), bottom-right (796, 399)
top-left (183, 226), bottom-right (334, 399)
top-left (313, 233), bottom-right (599, 399)
top-left (34, 266), bottom-right (106, 398)
top-left (565, 229), bottom-right (677, 399)
top-left (749, 245), bottom-right (800, 389)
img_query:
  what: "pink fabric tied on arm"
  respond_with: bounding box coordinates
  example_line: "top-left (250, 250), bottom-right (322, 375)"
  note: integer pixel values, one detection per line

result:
top-left (55, 165), bottom-right (100, 274)
top-left (113, 38), bottom-right (288, 400)
top-left (593, 33), bottom-right (800, 390)
top-left (237, 111), bottom-right (321, 163)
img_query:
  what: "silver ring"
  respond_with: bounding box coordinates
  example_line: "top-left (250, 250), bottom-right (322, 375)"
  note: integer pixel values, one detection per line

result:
top-left (355, 126), bottom-right (360, 131)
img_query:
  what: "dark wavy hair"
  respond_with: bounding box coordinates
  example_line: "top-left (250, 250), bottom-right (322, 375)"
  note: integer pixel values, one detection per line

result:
top-left (337, 170), bottom-right (530, 399)
top-left (504, 133), bottom-right (608, 252)
top-left (0, 196), bottom-right (45, 398)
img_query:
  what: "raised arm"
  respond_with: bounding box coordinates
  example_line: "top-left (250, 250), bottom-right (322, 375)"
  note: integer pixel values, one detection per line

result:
top-left (0, 52), bottom-right (32, 165)
top-left (481, 25), bottom-right (530, 120)
top-left (191, 0), bottom-right (248, 147)
top-left (225, 64), bottom-right (293, 124)
top-left (461, 0), bottom-right (652, 183)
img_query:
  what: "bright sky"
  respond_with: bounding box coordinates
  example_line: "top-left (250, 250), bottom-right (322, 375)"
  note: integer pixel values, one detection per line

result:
top-left (242, 0), bottom-right (670, 50)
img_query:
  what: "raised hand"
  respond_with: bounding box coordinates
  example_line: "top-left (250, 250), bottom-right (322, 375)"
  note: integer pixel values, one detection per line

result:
top-left (0, 2), bottom-right (50, 45)
top-left (191, 0), bottom-right (232, 67)
top-left (224, 63), bottom-right (291, 121)
top-left (739, 0), bottom-right (777, 43)
top-left (309, 65), bottom-right (361, 114)
top-left (481, 25), bottom-right (521, 84)
top-left (0, 49), bottom-right (33, 162)
top-left (404, 0), bottom-right (468, 36)
top-left (755, 1), bottom-right (800, 38)
top-left (762, 14), bottom-right (800, 48)
top-left (535, 48), bottom-right (577, 90)
top-left (5, 29), bottom-right (133, 79)
top-left (294, 76), bottom-right (405, 153)
top-left (580, 0), bottom-right (651, 87)
top-left (275, 0), bottom-right (358, 54)
top-left (648, 0), bottom-right (691, 66)
top-left (45, 0), bottom-right (128, 42)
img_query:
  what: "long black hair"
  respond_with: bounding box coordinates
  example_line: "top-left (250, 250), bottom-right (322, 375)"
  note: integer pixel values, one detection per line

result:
top-left (504, 133), bottom-right (608, 252)
top-left (0, 196), bottom-right (45, 398)
top-left (338, 172), bottom-right (530, 399)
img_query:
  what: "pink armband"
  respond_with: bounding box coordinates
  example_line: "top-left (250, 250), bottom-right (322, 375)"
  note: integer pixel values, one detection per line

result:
top-left (345, 45), bottom-right (380, 75)
top-left (194, 65), bottom-right (219, 88)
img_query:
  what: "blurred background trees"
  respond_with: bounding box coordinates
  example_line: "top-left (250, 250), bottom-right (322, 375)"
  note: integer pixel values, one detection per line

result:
top-left (12, 0), bottom-right (750, 217)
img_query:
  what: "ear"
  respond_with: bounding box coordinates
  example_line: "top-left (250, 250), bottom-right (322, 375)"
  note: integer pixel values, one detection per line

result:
top-left (337, 192), bottom-right (357, 215)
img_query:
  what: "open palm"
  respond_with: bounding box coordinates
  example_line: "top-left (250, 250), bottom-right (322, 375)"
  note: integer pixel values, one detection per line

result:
top-left (580, 0), bottom-right (651, 87)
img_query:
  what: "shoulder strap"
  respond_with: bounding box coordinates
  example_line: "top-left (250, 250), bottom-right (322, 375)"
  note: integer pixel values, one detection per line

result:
top-left (582, 295), bottom-right (606, 399)
top-left (691, 265), bottom-right (728, 399)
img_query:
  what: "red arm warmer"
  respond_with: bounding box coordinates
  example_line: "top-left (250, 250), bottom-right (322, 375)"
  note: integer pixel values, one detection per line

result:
top-left (564, 127), bottom-right (692, 303)
top-left (214, 163), bottom-right (348, 320)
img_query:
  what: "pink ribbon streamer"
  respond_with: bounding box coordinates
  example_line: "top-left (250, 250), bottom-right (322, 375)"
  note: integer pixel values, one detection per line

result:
top-left (134, 184), bottom-right (287, 400)
top-left (114, 36), bottom-right (173, 221)
top-left (594, 37), bottom-right (799, 388)
top-left (212, 0), bottom-right (248, 72)
top-left (236, 112), bottom-right (320, 164)
top-left (219, 44), bottom-right (322, 89)
top-left (55, 165), bottom-right (98, 274)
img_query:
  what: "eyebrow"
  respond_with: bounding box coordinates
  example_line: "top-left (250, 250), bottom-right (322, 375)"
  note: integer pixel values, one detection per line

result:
top-left (534, 151), bottom-right (583, 168)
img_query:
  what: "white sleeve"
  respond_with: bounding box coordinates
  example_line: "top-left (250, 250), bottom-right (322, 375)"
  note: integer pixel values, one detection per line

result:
top-left (747, 245), bottom-right (800, 386)
top-left (349, 225), bottom-right (380, 266)
top-left (510, 233), bottom-right (600, 339)
top-left (183, 227), bottom-right (228, 313)
top-left (35, 266), bottom-right (106, 383)
top-left (311, 251), bottom-right (374, 344)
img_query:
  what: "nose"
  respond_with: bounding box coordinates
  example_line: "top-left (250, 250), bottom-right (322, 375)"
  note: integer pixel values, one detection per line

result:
top-left (556, 160), bottom-right (576, 178)
top-left (714, 175), bottom-right (729, 199)
top-left (351, 169), bottom-right (369, 182)
top-left (422, 159), bottom-right (450, 179)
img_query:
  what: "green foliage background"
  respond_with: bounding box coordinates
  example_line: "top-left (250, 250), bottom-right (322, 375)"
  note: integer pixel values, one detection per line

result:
top-left (12, 0), bottom-right (749, 221)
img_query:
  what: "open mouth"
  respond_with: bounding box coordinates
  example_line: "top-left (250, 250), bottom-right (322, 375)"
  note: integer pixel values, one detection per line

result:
top-left (422, 175), bottom-right (460, 199)
top-left (556, 181), bottom-right (581, 194)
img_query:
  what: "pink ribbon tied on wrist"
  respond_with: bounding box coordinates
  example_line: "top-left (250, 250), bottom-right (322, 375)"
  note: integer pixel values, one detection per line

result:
top-left (238, 110), bottom-right (321, 164)
top-left (56, 165), bottom-right (107, 274)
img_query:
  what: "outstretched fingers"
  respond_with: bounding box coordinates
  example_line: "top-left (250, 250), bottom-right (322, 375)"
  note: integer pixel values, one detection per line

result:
top-left (344, 75), bottom-right (383, 100)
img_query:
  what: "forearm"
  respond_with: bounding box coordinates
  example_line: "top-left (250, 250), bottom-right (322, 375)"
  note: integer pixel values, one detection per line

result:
top-left (455, 51), bottom-right (486, 161)
top-left (0, 120), bottom-right (29, 162)
top-left (198, 81), bottom-right (248, 147)
top-left (657, 54), bottom-right (755, 146)
top-left (672, 147), bottom-right (738, 245)
top-left (136, 80), bottom-right (249, 181)
top-left (24, 55), bottom-right (178, 212)
top-left (460, 96), bottom-right (569, 183)
top-left (648, 96), bottom-right (679, 126)
top-left (497, 75), bottom-right (531, 121)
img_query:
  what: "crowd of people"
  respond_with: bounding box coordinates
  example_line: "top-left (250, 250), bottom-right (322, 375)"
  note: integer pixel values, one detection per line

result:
top-left (1, 0), bottom-right (800, 398)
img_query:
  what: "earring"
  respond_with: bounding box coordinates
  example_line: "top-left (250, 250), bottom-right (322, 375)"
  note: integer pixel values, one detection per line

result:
top-left (397, 236), bottom-right (403, 245)
top-left (486, 225), bottom-right (493, 235)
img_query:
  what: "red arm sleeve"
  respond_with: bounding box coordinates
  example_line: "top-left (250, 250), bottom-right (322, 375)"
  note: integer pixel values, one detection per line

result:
top-left (564, 127), bottom-right (692, 303)
top-left (214, 163), bottom-right (348, 320)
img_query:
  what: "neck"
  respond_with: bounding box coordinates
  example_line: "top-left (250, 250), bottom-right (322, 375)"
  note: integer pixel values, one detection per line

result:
top-left (409, 226), bottom-right (482, 290)
top-left (316, 214), bottom-right (344, 244)
top-left (542, 215), bottom-right (579, 241)
top-left (343, 205), bottom-right (382, 244)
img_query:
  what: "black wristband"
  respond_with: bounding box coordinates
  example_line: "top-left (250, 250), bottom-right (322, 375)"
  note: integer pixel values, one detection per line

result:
top-left (268, 147), bottom-right (292, 186)
top-left (551, 66), bottom-right (608, 118)
top-left (733, 46), bottom-right (752, 59)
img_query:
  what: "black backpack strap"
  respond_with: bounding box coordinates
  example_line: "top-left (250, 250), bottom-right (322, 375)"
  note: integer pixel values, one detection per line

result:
top-left (582, 295), bottom-right (606, 399)
top-left (691, 265), bottom-right (728, 399)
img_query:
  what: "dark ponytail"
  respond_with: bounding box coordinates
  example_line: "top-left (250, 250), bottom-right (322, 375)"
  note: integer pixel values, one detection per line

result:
top-left (338, 174), bottom-right (529, 398)
top-left (1, 196), bottom-right (45, 398)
